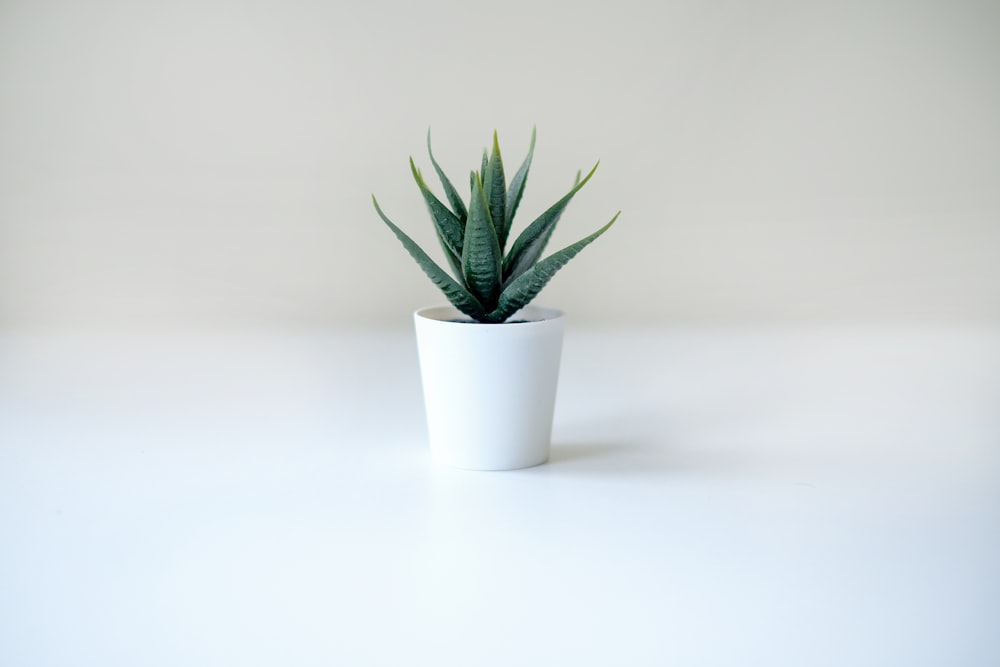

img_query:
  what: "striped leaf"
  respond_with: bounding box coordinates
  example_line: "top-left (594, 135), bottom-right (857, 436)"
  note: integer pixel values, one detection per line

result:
top-left (502, 162), bottom-right (600, 284)
top-left (482, 132), bottom-right (508, 251)
top-left (426, 129), bottom-right (468, 223)
top-left (462, 173), bottom-right (503, 310)
top-left (486, 212), bottom-right (620, 323)
top-left (503, 126), bottom-right (536, 249)
top-left (437, 237), bottom-right (463, 281)
top-left (372, 195), bottom-right (486, 320)
top-left (410, 158), bottom-right (464, 261)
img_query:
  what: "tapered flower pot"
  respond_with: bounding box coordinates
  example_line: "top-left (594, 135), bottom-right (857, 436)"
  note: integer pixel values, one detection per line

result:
top-left (414, 305), bottom-right (565, 470)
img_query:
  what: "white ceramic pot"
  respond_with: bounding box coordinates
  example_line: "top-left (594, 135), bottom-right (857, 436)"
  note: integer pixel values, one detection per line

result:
top-left (413, 305), bottom-right (565, 470)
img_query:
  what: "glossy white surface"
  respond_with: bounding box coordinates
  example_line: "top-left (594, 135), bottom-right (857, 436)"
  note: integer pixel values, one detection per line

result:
top-left (2, 327), bottom-right (999, 666)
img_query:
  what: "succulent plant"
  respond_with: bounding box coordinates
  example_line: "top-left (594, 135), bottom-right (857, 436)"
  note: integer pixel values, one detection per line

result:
top-left (372, 129), bottom-right (619, 323)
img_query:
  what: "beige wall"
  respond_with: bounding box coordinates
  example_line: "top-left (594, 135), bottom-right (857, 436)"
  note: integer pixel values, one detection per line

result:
top-left (1, 0), bottom-right (998, 327)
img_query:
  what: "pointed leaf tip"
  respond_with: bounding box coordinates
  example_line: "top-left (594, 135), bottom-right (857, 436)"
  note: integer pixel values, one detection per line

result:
top-left (503, 128), bottom-right (537, 241)
top-left (411, 157), bottom-right (465, 264)
top-left (372, 193), bottom-right (485, 320)
top-left (462, 167), bottom-right (502, 309)
top-left (426, 131), bottom-right (468, 222)
top-left (502, 159), bottom-right (601, 283)
top-left (489, 210), bottom-right (619, 322)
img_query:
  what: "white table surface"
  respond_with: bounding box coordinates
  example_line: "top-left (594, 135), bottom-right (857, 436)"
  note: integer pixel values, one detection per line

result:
top-left (1, 326), bottom-right (998, 666)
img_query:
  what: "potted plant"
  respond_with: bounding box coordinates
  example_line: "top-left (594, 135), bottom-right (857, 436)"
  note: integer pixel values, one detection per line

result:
top-left (372, 129), bottom-right (619, 470)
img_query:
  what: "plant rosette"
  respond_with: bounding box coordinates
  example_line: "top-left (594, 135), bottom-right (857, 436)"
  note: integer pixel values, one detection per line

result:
top-left (373, 129), bottom-right (618, 470)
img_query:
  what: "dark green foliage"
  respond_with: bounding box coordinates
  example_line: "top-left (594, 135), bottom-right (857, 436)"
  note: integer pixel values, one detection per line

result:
top-left (463, 173), bottom-right (503, 307)
top-left (373, 129), bottom-right (619, 323)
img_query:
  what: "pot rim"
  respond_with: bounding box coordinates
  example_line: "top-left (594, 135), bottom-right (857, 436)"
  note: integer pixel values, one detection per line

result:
top-left (414, 304), bottom-right (564, 325)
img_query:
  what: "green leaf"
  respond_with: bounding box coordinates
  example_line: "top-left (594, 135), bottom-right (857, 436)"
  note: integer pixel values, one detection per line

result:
top-left (462, 173), bottom-right (503, 310)
top-left (502, 161), bottom-right (600, 284)
top-left (482, 132), bottom-right (508, 251)
top-left (437, 237), bottom-right (463, 280)
top-left (372, 195), bottom-right (486, 320)
top-left (486, 212), bottom-right (620, 323)
top-left (426, 129), bottom-right (468, 222)
top-left (410, 157), bottom-right (464, 260)
top-left (480, 149), bottom-right (488, 182)
top-left (504, 126), bottom-right (536, 246)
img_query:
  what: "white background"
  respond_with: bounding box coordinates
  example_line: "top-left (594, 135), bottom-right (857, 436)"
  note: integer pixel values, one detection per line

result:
top-left (2, 3), bottom-right (1000, 665)
top-left (2, 329), bottom-right (999, 666)
top-left (1, 0), bottom-right (998, 328)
